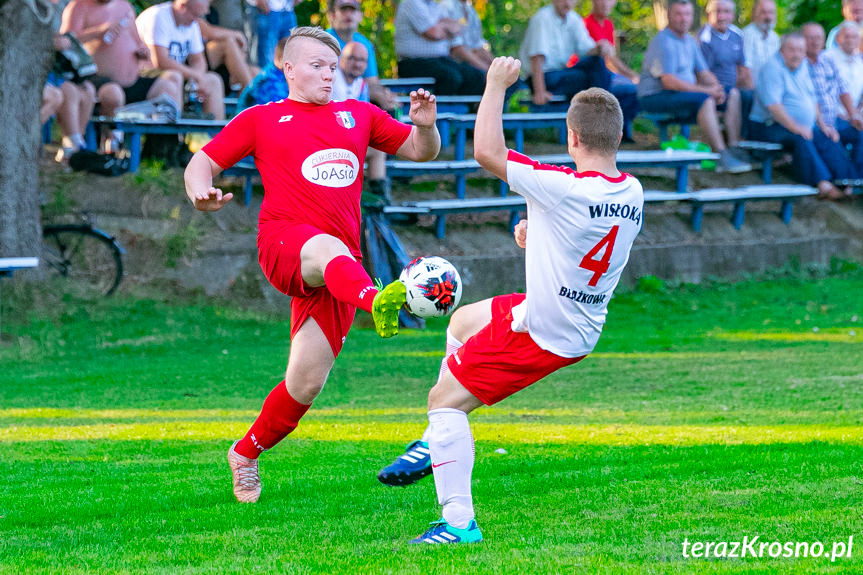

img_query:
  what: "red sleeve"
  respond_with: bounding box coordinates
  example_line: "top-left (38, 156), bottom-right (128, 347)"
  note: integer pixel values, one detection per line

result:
top-left (201, 108), bottom-right (257, 169)
top-left (367, 103), bottom-right (412, 155)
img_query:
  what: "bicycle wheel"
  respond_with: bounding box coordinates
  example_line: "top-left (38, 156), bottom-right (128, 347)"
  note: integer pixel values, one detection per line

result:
top-left (42, 225), bottom-right (123, 297)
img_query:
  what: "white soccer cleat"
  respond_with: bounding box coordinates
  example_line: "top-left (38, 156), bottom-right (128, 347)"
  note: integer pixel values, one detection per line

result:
top-left (227, 440), bottom-right (261, 503)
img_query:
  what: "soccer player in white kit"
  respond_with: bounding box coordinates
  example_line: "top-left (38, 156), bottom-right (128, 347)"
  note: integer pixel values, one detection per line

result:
top-left (381, 57), bottom-right (644, 544)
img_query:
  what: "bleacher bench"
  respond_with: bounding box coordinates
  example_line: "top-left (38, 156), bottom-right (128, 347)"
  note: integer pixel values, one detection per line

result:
top-left (385, 184), bottom-right (817, 239)
top-left (383, 149), bottom-right (718, 200)
top-left (380, 77), bottom-right (435, 92)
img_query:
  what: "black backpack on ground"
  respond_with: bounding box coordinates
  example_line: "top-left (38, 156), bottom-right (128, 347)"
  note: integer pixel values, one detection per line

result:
top-left (68, 150), bottom-right (130, 177)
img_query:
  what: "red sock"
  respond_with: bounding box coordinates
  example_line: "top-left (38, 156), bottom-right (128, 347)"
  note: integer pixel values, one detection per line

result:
top-left (323, 255), bottom-right (377, 313)
top-left (234, 381), bottom-right (311, 459)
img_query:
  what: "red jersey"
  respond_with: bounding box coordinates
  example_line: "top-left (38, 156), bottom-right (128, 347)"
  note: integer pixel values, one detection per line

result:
top-left (567, 14), bottom-right (615, 68)
top-left (202, 99), bottom-right (411, 256)
top-left (584, 14), bottom-right (615, 45)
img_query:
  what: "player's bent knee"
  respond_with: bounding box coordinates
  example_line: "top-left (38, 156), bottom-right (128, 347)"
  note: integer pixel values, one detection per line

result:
top-left (448, 299), bottom-right (492, 342)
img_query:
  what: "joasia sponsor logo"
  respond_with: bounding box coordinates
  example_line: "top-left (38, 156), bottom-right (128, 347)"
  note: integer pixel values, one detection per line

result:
top-left (301, 148), bottom-right (360, 187)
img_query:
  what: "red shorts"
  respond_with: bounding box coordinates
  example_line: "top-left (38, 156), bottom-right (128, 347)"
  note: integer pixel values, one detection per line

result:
top-left (447, 293), bottom-right (585, 405)
top-left (257, 222), bottom-right (357, 357)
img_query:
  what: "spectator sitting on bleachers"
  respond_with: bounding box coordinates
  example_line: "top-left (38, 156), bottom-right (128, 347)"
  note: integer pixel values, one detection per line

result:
top-left (519, 0), bottom-right (613, 106)
top-left (61, 0), bottom-right (184, 152)
top-left (638, 0), bottom-right (750, 173)
top-left (826, 0), bottom-right (863, 49)
top-left (441, 0), bottom-right (493, 73)
top-left (698, 0), bottom-right (752, 147)
top-left (741, 0), bottom-right (779, 82)
top-left (808, 22), bottom-right (863, 176)
top-left (325, 0), bottom-right (397, 112)
top-left (247, 0), bottom-right (298, 68)
top-left (200, 11), bottom-right (256, 93)
top-left (237, 35), bottom-right (289, 109)
top-left (333, 41), bottom-right (369, 101)
top-left (569, 0), bottom-right (638, 140)
top-left (136, 0), bottom-right (225, 120)
top-left (826, 22), bottom-right (863, 117)
top-left (47, 3), bottom-right (98, 164)
top-left (394, 0), bottom-right (485, 95)
top-left (749, 32), bottom-right (854, 200)
top-left (41, 83), bottom-right (64, 127)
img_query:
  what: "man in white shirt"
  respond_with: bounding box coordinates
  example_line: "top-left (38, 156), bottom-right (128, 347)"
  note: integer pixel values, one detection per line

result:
top-left (441, 0), bottom-right (493, 73)
top-left (741, 0), bottom-right (779, 82)
top-left (519, 0), bottom-right (613, 106)
top-left (136, 0), bottom-right (225, 119)
top-left (826, 22), bottom-right (863, 113)
top-left (333, 41), bottom-right (369, 102)
top-left (380, 58), bottom-right (643, 545)
top-left (826, 0), bottom-right (863, 49)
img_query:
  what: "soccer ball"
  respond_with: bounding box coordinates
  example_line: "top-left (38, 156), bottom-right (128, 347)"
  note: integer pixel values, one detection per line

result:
top-left (399, 256), bottom-right (463, 318)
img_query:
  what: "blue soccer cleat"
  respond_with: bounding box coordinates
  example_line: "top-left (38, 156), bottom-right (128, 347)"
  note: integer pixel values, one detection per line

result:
top-left (377, 439), bottom-right (432, 486)
top-left (410, 518), bottom-right (483, 544)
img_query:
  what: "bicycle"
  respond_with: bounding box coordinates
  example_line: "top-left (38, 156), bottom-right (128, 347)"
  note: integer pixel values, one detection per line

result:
top-left (41, 214), bottom-right (125, 298)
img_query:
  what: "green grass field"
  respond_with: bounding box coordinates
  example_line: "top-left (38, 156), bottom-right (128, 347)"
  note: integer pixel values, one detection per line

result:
top-left (2, 269), bottom-right (862, 574)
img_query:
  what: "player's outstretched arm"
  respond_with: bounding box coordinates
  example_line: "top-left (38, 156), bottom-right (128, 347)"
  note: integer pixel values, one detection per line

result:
top-left (396, 88), bottom-right (441, 162)
top-left (184, 150), bottom-right (233, 212)
top-left (474, 57), bottom-right (521, 182)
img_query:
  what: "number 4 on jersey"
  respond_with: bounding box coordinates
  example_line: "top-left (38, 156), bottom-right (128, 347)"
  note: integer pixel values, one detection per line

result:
top-left (579, 225), bottom-right (619, 286)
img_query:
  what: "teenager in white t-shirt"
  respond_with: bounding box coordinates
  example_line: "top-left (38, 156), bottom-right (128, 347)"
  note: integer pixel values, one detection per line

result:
top-left (379, 57), bottom-right (644, 545)
top-left (136, 0), bottom-right (225, 119)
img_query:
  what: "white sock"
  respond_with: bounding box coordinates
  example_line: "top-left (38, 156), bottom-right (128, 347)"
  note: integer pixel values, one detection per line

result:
top-left (438, 328), bottom-right (463, 381)
top-left (422, 329), bottom-right (465, 445)
top-left (427, 407), bottom-right (475, 529)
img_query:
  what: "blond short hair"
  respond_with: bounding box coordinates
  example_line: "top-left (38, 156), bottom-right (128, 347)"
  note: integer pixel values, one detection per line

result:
top-left (283, 26), bottom-right (341, 63)
top-left (566, 88), bottom-right (623, 155)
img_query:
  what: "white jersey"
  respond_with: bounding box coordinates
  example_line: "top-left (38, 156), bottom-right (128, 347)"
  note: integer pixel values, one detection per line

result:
top-left (506, 150), bottom-right (643, 357)
top-left (136, 2), bottom-right (205, 65)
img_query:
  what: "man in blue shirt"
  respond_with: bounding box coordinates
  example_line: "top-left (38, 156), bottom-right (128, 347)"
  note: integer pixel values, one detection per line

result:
top-left (638, 0), bottom-right (750, 173)
top-left (749, 32), bottom-right (853, 199)
top-left (698, 0), bottom-right (752, 143)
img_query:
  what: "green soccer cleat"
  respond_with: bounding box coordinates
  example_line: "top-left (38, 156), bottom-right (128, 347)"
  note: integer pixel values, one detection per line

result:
top-left (372, 279), bottom-right (406, 338)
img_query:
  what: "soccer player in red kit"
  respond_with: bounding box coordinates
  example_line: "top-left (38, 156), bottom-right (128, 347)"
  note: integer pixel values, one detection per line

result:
top-left (183, 26), bottom-right (441, 503)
